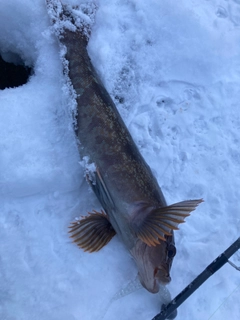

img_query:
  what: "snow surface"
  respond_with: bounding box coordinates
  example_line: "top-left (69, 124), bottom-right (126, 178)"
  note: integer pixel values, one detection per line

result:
top-left (0, 0), bottom-right (240, 319)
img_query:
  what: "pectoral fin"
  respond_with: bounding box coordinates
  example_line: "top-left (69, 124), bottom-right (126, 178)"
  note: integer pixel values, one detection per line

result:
top-left (86, 167), bottom-right (115, 212)
top-left (69, 210), bottom-right (116, 252)
top-left (132, 199), bottom-right (203, 246)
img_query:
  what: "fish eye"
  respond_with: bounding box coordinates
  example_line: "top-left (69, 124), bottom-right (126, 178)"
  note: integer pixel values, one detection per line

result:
top-left (167, 244), bottom-right (176, 258)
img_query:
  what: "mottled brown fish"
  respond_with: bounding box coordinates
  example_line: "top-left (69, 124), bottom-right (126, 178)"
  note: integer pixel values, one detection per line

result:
top-left (46, 0), bottom-right (202, 293)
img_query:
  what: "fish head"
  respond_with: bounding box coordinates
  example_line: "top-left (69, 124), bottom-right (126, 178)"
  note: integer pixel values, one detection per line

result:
top-left (130, 233), bottom-right (176, 293)
top-left (129, 199), bottom-right (202, 293)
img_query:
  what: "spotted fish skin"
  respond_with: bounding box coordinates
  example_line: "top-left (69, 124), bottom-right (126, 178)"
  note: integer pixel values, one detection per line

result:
top-left (59, 18), bottom-right (170, 245)
top-left (63, 31), bottom-right (166, 216)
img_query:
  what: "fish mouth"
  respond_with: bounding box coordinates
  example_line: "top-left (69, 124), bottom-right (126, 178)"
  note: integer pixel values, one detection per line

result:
top-left (139, 271), bottom-right (171, 293)
top-left (159, 275), bottom-right (171, 285)
top-left (154, 266), bottom-right (171, 285)
top-left (150, 279), bottom-right (160, 294)
top-left (139, 277), bottom-right (160, 294)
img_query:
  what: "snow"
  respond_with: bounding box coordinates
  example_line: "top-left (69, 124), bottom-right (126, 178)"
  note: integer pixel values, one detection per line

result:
top-left (0, 0), bottom-right (239, 319)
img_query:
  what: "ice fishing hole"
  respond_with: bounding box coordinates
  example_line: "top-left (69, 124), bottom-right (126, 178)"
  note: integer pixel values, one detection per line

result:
top-left (0, 52), bottom-right (33, 90)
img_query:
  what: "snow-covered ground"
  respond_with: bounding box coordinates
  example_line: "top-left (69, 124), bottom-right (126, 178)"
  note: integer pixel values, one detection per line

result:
top-left (0, 0), bottom-right (239, 319)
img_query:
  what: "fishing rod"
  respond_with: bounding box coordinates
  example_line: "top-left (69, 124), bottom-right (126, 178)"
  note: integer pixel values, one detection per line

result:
top-left (152, 237), bottom-right (240, 320)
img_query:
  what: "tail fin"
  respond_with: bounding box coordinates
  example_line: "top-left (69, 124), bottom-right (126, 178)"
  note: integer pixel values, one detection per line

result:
top-left (46, 0), bottom-right (98, 43)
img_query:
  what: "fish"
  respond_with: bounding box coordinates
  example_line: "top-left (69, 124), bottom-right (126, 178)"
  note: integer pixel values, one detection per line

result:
top-left (46, 0), bottom-right (203, 294)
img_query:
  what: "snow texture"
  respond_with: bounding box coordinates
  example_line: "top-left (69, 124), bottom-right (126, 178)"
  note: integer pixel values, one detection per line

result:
top-left (0, 0), bottom-right (239, 320)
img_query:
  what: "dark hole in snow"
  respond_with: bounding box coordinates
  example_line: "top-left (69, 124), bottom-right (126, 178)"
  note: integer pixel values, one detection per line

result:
top-left (0, 53), bottom-right (32, 90)
top-left (115, 95), bottom-right (125, 104)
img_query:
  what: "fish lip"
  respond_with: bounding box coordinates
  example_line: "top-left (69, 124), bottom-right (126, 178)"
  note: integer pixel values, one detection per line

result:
top-left (141, 278), bottom-right (160, 293)
top-left (151, 280), bottom-right (160, 293)
top-left (139, 274), bottom-right (171, 293)
top-left (146, 276), bottom-right (171, 293)
top-left (159, 275), bottom-right (171, 285)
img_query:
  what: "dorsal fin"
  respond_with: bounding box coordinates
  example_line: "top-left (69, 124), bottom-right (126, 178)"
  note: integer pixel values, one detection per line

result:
top-left (131, 199), bottom-right (203, 246)
top-left (69, 210), bottom-right (116, 252)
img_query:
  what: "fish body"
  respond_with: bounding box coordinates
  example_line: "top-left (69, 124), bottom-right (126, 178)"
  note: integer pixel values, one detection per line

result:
top-left (46, 0), bottom-right (202, 293)
top-left (62, 29), bottom-right (167, 248)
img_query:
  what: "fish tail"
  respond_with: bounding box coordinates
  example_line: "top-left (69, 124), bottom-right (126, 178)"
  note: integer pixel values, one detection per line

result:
top-left (46, 0), bottom-right (98, 44)
top-left (46, 0), bottom-right (99, 134)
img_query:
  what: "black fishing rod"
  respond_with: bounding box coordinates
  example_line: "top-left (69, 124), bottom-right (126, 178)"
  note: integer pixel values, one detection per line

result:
top-left (152, 237), bottom-right (240, 320)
